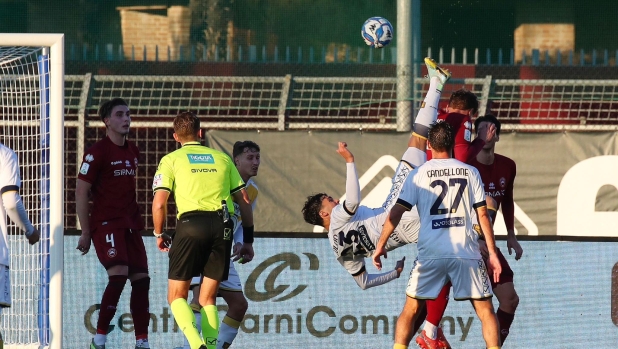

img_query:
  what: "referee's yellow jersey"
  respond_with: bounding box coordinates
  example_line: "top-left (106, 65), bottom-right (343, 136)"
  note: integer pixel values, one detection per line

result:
top-left (152, 141), bottom-right (245, 218)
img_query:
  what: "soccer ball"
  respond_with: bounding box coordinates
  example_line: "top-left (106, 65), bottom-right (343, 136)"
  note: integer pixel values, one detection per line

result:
top-left (361, 17), bottom-right (394, 48)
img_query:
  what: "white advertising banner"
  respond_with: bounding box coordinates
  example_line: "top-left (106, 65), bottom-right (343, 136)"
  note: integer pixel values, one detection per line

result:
top-left (63, 236), bottom-right (618, 349)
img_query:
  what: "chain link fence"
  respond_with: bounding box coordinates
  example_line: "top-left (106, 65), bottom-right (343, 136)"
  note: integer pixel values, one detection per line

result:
top-left (63, 74), bottom-right (618, 231)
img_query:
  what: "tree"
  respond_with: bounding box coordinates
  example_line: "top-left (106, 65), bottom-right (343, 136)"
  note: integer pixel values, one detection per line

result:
top-left (189, 0), bottom-right (232, 60)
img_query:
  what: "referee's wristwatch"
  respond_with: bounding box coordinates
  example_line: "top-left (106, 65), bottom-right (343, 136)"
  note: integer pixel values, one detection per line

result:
top-left (153, 230), bottom-right (164, 238)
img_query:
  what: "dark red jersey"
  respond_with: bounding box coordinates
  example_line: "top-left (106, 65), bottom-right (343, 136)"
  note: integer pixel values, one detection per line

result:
top-left (78, 136), bottom-right (144, 232)
top-left (468, 153), bottom-right (516, 232)
top-left (427, 112), bottom-right (485, 163)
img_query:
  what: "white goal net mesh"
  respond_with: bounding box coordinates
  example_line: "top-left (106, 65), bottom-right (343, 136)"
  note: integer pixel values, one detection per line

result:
top-left (0, 46), bottom-right (51, 348)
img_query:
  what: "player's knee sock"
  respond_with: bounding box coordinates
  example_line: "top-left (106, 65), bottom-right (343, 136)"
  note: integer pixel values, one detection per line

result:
top-left (96, 275), bottom-right (127, 344)
top-left (217, 315), bottom-right (241, 349)
top-left (184, 306), bottom-right (202, 349)
top-left (411, 302), bottom-right (427, 334)
top-left (393, 344), bottom-right (408, 349)
top-left (130, 276), bottom-right (151, 341)
top-left (200, 305), bottom-right (219, 349)
top-left (497, 308), bottom-right (515, 343)
top-left (170, 298), bottom-right (203, 349)
top-left (412, 78), bottom-right (442, 139)
top-left (425, 282), bottom-right (450, 326)
top-left (422, 321), bottom-right (438, 340)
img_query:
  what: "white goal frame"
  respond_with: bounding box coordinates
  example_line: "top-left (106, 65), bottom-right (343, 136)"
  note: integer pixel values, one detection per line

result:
top-left (0, 34), bottom-right (64, 349)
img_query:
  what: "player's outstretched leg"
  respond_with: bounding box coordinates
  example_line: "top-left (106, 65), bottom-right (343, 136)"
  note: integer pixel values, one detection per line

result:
top-left (406, 57), bottom-right (452, 168)
top-left (413, 57), bottom-right (451, 139)
top-left (424, 57), bottom-right (451, 90)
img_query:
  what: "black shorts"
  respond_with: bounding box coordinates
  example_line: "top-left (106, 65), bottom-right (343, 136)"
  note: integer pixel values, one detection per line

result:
top-left (168, 211), bottom-right (233, 282)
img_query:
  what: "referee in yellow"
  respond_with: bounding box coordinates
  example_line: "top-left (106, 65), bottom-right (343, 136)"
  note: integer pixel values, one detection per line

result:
top-left (151, 112), bottom-right (254, 349)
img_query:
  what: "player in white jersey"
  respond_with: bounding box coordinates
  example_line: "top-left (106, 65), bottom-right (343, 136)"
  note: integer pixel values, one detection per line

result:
top-left (302, 58), bottom-right (457, 349)
top-left (182, 140), bottom-right (260, 349)
top-left (373, 121), bottom-right (502, 349)
top-left (0, 143), bottom-right (40, 348)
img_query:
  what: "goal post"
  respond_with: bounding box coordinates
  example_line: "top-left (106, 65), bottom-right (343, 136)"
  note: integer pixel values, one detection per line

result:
top-left (0, 34), bottom-right (64, 349)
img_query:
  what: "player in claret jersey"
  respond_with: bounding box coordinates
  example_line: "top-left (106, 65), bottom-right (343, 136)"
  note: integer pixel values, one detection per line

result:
top-left (469, 114), bottom-right (522, 346)
top-left (75, 98), bottom-right (151, 349)
top-left (427, 88), bottom-right (495, 164)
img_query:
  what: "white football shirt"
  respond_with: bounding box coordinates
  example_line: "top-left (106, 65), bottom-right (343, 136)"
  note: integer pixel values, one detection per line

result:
top-left (328, 203), bottom-right (420, 275)
top-left (397, 158), bottom-right (485, 260)
top-left (0, 144), bottom-right (22, 266)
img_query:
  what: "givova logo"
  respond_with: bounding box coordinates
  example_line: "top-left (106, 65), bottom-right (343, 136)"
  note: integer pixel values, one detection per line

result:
top-left (245, 252), bottom-right (319, 302)
top-left (187, 154), bottom-right (214, 164)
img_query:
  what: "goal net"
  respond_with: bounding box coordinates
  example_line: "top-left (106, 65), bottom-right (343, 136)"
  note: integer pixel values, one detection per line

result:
top-left (0, 35), bottom-right (64, 349)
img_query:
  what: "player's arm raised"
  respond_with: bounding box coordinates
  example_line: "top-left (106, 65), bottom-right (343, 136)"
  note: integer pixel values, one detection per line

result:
top-left (337, 142), bottom-right (360, 214)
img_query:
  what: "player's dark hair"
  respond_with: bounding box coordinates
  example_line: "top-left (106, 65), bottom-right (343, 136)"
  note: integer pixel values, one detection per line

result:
top-left (474, 114), bottom-right (502, 136)
top-left (302, 193), bottom-right (327, 227)
top-left (98, 97), bottom-right (128, 122)
top-left (428, 121), bottom-right (454, 152)
top-left (233, 140), bottom-right (260, 159)
top-left (448, 89), bottom-right (479, 115)
top-left (173, 111), bottom-right (200, 140)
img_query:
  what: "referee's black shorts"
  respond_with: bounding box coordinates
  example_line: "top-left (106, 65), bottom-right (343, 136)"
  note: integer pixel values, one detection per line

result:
top-left (168, 211), bottom-right (233, 282)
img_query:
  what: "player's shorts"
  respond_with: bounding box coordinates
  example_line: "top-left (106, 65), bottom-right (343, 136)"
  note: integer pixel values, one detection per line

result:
top-left (92, 228), bottom-right (148, 274)
top-left (189, 261), bottom-right (243, 292)
top-left (483, 248), bottom-right (514, 288)
top-left (219, 262), bottom-right (242, 292)
top-left (406, 258), bottom-right (493, 300)
top-left (0, 264), bottom-right (11, 308)
top-left (168, 211), bottom-right (233, 282)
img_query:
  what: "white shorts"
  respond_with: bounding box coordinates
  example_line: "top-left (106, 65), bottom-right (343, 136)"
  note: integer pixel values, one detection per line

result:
top-left (0, 264), bottom-right (11, 308)
top-left (219, 262), bottom-right (242, 292)
top-left (190, 261), bottom-right (242, 292)
top-left (405, 258), bottom-right (493, 300)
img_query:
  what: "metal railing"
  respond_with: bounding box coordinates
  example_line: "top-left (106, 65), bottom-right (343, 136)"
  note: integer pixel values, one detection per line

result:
top-left (64, 73), bottom-right (618, 133)
top-left (68, 42), bottom-right (618, 66)
top-left (59, 73), bottom-right (618, 230)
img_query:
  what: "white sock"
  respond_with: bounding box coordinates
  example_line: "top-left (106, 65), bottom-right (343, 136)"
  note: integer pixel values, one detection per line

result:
top-left (183, 312), bottom-right (202, 349)
top-left (423, 321), bottom-right (438, 340)
top-left (136, 338), bottom-right (150, 348)
top-left (401, 147), bottom-right (427, 169)
top-left (217, 316), bottom-right (241, 349)
top-left (412, 77), bottom-right (443, 138)
top-left (93, 334), bottom-right (106, 346)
